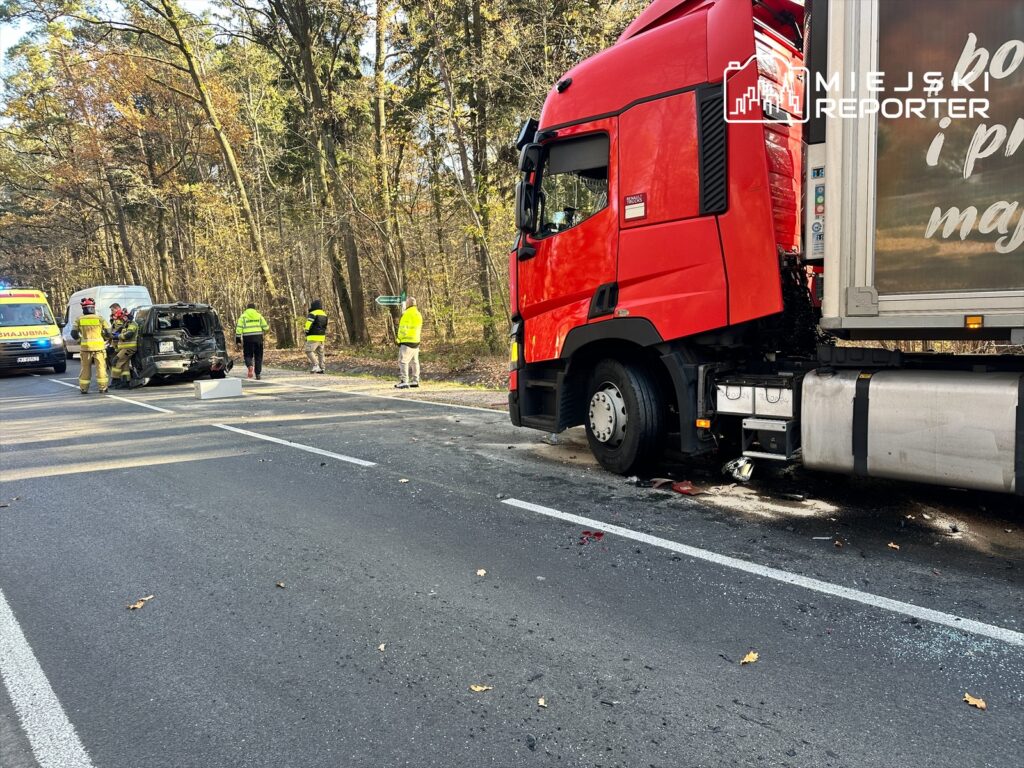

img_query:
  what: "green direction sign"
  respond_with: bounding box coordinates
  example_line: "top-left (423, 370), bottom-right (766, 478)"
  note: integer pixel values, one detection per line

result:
top-left (375, 292), bottom-right (406, 306)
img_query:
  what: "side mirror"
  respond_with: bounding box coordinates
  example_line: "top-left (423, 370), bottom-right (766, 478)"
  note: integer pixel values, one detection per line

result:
top-left (518, 143), bottom-right (542, 173)
top-left (514, 180), bottom-right (536, 233)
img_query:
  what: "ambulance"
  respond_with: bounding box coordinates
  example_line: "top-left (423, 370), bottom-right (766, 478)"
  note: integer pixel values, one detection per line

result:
top-left (0, 287), bottom-right (67, 374)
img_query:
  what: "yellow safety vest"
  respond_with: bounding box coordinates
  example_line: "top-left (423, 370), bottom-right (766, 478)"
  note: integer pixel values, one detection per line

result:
top-left (118, 321), bottom-right (139, 350)
top-left (304, 309), bottom-right (328, 342)
top-left (75, 315), bottom-right (110, 352)
top-left (396, 307), bottom-right (422, 345)
top-left (235, 308), bottom-right (269, 337)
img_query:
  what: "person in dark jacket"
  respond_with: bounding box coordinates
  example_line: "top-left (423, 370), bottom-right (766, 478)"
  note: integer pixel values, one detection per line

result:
top-left (304, 299), bottom-right (329, 373)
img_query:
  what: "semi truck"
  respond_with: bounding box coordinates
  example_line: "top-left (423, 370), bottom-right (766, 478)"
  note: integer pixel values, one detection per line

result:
top-left (508, 0), bottom-right (1023, 495)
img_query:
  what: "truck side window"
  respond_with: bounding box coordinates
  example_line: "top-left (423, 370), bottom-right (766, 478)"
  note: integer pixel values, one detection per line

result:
top-left (536, 134), bottom-right (609, 238)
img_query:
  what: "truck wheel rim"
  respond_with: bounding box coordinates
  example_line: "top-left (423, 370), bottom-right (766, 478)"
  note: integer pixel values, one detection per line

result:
top-left (588, 383), bottom-right (627, 446)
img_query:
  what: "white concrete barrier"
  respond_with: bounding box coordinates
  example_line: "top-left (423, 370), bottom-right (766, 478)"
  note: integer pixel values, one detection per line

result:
top-left (194, 378), bottom-right (243, 400)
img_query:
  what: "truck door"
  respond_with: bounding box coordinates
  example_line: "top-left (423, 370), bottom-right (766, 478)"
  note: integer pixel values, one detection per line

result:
top-left (516, 122), bottom-right (617, 364)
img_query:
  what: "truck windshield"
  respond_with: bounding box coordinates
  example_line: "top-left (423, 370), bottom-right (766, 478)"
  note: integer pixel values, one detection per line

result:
top-left (536, 134), bottom-right (609, 237)
top-left (0, 303), bottom-right (54, 326)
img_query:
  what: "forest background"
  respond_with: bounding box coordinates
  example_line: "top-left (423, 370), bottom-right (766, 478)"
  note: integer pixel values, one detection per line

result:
top-left (0, 0), bottom-right (644, 353)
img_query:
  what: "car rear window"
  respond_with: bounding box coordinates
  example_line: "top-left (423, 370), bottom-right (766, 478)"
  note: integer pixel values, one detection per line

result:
top-left (157, 311), bottom-right (210, 335)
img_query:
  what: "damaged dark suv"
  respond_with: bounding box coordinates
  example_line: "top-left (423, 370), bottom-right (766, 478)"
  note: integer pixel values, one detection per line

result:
top-left (128, 303), bottom-right (233, 386)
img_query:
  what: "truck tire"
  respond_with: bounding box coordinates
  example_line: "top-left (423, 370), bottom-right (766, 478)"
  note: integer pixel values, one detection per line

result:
top-left (53, 359), bottom-right (67, 374)
top-left (585, 359), bottom-right (665, 475)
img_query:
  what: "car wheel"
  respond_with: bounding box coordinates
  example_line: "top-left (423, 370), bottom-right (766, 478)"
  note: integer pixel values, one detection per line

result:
top-left (53, 359), bottom-right (67, 374)
top-left (584, 359), bottom-right (665, 475)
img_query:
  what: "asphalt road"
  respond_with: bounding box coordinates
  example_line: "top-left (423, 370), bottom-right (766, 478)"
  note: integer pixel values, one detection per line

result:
top-left (1, 366), bottom-right (1022, 768)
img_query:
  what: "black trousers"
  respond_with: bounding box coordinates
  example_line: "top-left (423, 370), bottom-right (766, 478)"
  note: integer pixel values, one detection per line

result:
top-left (242, 335), bottom-right (264, 376)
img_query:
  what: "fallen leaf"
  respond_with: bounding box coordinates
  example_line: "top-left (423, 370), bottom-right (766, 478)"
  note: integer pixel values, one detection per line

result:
top-left (377, 643), bottom-right (386, 652)
top-left (126, 594), bottom-right (155, 611)
top-left (275, 582), bottom-right (286, 589)
top-left (887, 542), bottom-right (901, 551)
top-left (399, 478), bottom-right (409, 484)
top-left (469, 684), bottom-right (493, 693)
top-left (964, 693), bottom-right (987, 710)
top-left (740, 651), bottom-right (759, 665)
top-left (476, 569), bottom-right (487, 577)
top-left (537, 697), bottom-right (548, 708)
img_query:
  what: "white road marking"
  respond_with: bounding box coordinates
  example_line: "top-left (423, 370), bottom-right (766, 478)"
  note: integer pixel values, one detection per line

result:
top-left (212, 423), bottom-right (376, 467)
top-left (0, 588), bottom-right (95, 768)
top-left (104, 393), bottom-right (173, 414)
top-left (49, 379), bottom-right (174, 413)
top-left (239, 375), bottom-right (505, 415)
top-left (501, 498), bottom-right (1024, 648)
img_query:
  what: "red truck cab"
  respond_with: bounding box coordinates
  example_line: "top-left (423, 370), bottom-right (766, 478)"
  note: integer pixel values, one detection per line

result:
top-left (510, 0), bottom-right (807, 473)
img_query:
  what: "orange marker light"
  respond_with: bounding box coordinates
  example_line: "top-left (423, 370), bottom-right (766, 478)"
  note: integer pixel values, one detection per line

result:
top-left (695, 418), bottom-right (712, 429)
top-left (964, 315), bottom-right (984, 329)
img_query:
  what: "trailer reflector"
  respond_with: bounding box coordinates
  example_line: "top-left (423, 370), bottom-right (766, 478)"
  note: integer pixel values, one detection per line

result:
top-left (964, 315), bottom-right (984, 329)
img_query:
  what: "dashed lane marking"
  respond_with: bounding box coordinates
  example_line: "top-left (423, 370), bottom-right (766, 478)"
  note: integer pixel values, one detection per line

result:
top-left (212, 423), bottom-right (376, 467)
top-left (49, 379), bottom-right (174, 413)
top-left (501, 498), bottom-right (1024, 648)
top-left (0, 587), bottom-right (95, 768)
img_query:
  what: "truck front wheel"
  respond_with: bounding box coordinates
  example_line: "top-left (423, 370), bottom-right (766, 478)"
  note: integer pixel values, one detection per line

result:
top-left (585, 359), bottom-right (665, 475)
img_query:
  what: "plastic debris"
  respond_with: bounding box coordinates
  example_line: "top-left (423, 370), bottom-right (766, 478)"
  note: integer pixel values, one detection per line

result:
top-left (476, 569), bottom-right (487, 577)
top-left (963, 693), bottom-right (987, 710)
top-left (722, 457), bottom-right (754, 483)
top-left (740, 651), bottom-right (759, 665)
top-left (399, 478), bottom-right (409, 484)
top-left (537, 697), bottom-right (548, 708)
top-left (579, 530), bottom-right (605, 545)
top-left (887, 542), bottom-right (901, 551)
top-left (378, 643), bottom-right (386, 652)
top-left (671, 480), bottom-right (704, 496)
top-left (650, 478), bottom-right (675, 489)
top-left (275, 582), bottom-right (286, 589)
top-left (469, 684), bottom-right (493, 693)
top-left (127, 594), bottom-right (155, 611)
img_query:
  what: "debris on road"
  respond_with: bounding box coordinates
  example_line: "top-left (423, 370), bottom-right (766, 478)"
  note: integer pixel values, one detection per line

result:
top-left (722, 456), bottom-right (754, 483)
top-left (740, 651), bottom-right (759, 665)
top-left (127, 594), bottom-right (155, 610)
top-left (476, 568), bottom-right (487, 577)
top-left (888, 542), bottom-right (901, 551)
top-left (399, 478), bottom-right (409, 483)
top-left (579, 530), bottom-right (605, 545)
top-left (275, 582), bottom-right (286, 589)
top-left (963, 693), bottom-right (987, 710)
top-left (671, 480), bottom-right (704, 496)
top-left (469, 684), bottom-right (493, 693)
top-left (833, 539), bottom-right (844, 549)
top-left (378, 643), bottom-right (386, 652)
top-left (537, 697), bottom-right (548, 708)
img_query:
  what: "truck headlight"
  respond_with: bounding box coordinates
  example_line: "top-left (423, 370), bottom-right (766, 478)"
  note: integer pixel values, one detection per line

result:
top-left (50, 334), bottom-right (64, 347)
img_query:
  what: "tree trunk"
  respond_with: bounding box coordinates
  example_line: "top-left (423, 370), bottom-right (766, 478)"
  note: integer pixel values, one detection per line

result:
top-left (158, 0), bottom-right (294, 346)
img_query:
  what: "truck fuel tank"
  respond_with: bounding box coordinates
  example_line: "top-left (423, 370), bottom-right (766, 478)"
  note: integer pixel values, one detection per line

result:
top-left (801, 369), bottom-right (1021, 494)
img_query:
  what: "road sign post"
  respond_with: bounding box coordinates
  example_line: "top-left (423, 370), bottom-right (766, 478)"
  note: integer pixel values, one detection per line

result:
top-left (375, 292), bottom-right (407, 307)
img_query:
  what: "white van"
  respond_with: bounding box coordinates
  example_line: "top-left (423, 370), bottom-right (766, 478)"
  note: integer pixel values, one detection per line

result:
top-left (62, 285), bottom-right (153, 355)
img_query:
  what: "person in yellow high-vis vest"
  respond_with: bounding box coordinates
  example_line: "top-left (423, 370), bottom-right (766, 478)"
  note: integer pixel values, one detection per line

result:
top-left (110, 310), bottom-right (139, 389)
top-left (303, 299), bottom-right (329, 373)
top-left (395, 297), bottom-right (422, 389)
top-left (70, 297), bottom-right (112, 394)
top-left (234, 302), bottom-right (269, 379)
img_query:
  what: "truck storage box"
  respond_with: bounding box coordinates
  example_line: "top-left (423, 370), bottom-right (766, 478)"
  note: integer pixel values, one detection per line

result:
top-left (813, 0), bottom-right (1024, 339)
